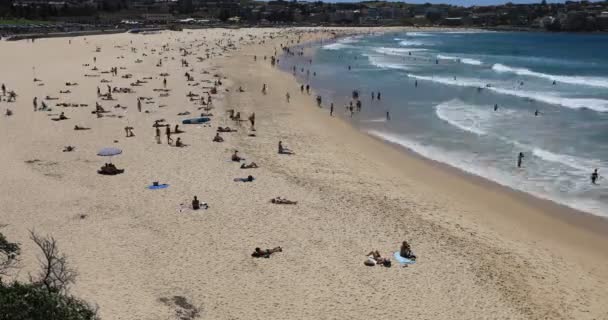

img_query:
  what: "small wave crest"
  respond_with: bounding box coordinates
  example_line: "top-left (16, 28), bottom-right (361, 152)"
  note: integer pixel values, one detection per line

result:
top-left (407, 74), bottom-right (608, 112)
top-left (366, 55), bottom-right (410, 71)
top-left (374, 47), bottom-right (428, 56)
top-left (398, 40), bottom-right (426, 47)
top-left (437, 54), bottom-right (483, 66)
top-left (492, 63), bottom-right (608, 89)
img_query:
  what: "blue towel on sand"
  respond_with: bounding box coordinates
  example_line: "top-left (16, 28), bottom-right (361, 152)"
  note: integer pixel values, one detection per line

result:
top-left (393, 252), bottom-right (416, 265)
top-left (147, 184), bottom-right (169, 190)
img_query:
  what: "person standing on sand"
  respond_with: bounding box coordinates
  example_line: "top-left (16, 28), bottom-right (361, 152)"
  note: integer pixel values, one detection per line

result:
top-left (155, 126), bottom-right (161, 144)
top-left (166, 125), bottom-right (173, 145)
top-left (1, 84), bottom-right (5, 96)
top-left (33, 97), bottom-right (37, 111)
top-left (300, 84), bottom-right (304, 93)
top-left (330, 103), bottom-right (334, 116)
top-left (286, 92), bottom-right (290, 103)
top-left (517, 152), bottom-right (524, 168)
top-left (377, 92), bottom-right (381, 100)
top-left (163, 78), bottom-right (167, 88)
top-left (249, 112), bottom-right (255, 129)
top-left (137, 98), bottom-right (142, 112)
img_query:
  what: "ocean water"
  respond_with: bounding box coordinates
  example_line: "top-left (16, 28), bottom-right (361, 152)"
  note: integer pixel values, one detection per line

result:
top-left (279, 31), bottom-right (608, 217)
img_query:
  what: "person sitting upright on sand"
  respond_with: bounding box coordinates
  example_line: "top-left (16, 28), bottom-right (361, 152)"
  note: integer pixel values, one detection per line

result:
top-left (192, 196), bottom-right (200, 210)
top-left (278, 141), bottom-right (294, 155)
top-left (231, 150), bottom-right (243, 162)
top-left (213, 133), bottom-right (224, 142)
top-left (399, 241), bottom-right (416, 260)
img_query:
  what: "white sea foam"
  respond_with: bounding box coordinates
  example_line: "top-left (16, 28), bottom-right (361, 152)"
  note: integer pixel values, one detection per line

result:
top-left (437, 54), bottom-right (483, 66)
top-left (366, 55), bottom-right (410, 70)
top-left (374, 47), bottom-right (428, 56)
top-left (532, 148), bottom-right (604, 173)
top-left (492, 63), bottom-right (608, 89)
top-left (366, 130), bottom-right (607, 217)
top-left (407, 74), bottom-right (608, 112)
top-left (322, 43), bottom-right (351, 50)
top-left (405, 32), bottom-right (435, 37)
top-left (435, 99), bottom-right (494, 135)
top-left (322, 36), bottom-right (359, 50)
top-left (398, 40), bottom-right (426, 47)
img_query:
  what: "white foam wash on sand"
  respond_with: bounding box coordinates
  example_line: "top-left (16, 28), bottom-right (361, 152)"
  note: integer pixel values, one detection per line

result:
top-left (366, 130), bottom-right (607, 217)
top-left (492, 63), bottom-right (608, 89)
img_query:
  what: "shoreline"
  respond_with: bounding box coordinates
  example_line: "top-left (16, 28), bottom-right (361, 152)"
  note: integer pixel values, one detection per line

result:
top-left (284, 32), bottom-right (608, 225)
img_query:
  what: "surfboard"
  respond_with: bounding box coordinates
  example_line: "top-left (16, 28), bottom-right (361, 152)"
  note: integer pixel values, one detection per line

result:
top-left (182, 117), bottom-right (210, 124)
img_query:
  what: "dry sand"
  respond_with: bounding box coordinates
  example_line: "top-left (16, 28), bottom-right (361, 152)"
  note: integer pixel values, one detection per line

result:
top-left (0, 27), bottom-right (607, 320)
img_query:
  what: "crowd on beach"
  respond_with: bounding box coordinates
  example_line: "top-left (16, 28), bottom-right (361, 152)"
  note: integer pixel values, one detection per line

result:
top-left (0, 28), bottom-right (419, 270)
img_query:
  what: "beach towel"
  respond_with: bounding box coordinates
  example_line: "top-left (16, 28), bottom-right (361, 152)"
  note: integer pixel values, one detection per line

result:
top-left (393, 252), bottom-right (416, 265)
top-left (147, 183), bottom-right (169, 190)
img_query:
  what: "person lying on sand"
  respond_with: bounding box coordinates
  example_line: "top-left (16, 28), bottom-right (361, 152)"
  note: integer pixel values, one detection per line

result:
top-left (74, 125), bottom-right (90, 130)
top-left (60, 90), bottom-right (71, 94)
top-left (278, 141), bottom-right (294, 155)
top-left (177, 111), bottom-right (191, 116)
top-left (240, 162), bottom-right (258, 169)
top-left (213, 133), bottom-right (224, 143)
top-left (251, 246), bottom-right (282, 258)
top-left (364, 250), bottom-right (391, 267)
top-left (52, 112), bottom-right (69, 121)
top-left (234, 175), bottom-right (254, 182)
top-left (65, 82), bottom-right (78, 86)
top-left (217, 126), bottom-right (237, 133)
top-left (270, 197), bottom-right (297, 205)
top-left (63, 146), bottom-right (76, 152)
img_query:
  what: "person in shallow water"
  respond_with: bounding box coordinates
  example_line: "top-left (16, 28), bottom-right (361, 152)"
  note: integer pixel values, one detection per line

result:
top-left (591, 169), bottom-right (599, 185)
top-left (517, 152), bottom-right (524, 168)
top-left (494, 104), bottom-right (498, 111)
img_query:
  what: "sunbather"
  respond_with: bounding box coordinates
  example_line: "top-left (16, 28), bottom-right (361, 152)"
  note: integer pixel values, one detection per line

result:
top-left (63, 146), bottom-right (75, 152)
top-left (213, 133), bottom-right (224, 142)
top-left (74, 125), bottom-right (90, 130)
top-left (270, 197), bottom-right (297, 205)
top-left (240, 162), bottom-right (258, 169)
top-left (251, 246), bottom-right (282, 258)
top-left (278, 141), bottom-right (294, 155)
top-left (98, 163), bottom-right (124, 175)
top-left (231, 150), bottom-right (243, 162)
top-left (217, 126), bottom-right (236, 133)
top-left (399, 241), bottom-right (416, 260)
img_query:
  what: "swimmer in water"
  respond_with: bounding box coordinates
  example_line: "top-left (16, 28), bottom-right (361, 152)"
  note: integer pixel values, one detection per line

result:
top-left (591, 169), bottom-right (599, 184)
top-left (517, 152), bottom-right (524, 168)
top-left (534, 110), bottom-right (541, 116)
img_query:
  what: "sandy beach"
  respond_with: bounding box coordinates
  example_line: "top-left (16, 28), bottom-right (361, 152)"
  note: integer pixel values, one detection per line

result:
top-left (1, 27), bottom-right (607, 320)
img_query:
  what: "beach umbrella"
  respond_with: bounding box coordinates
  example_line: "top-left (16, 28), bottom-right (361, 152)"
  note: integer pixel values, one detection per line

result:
top-left (97, 147), bottom-right (122, 163)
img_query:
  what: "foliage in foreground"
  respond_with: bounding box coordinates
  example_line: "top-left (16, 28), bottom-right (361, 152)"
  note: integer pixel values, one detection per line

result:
top-left (0, 281), bottom-right (98, 320)
top-left (0, 228), bottom-right (98, 320)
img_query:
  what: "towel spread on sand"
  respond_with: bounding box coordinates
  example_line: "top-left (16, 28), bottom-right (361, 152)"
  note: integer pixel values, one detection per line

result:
top-left (393, 252), bottom-right (416, 265)
top-left (147, 184), bottom-right (169, 190)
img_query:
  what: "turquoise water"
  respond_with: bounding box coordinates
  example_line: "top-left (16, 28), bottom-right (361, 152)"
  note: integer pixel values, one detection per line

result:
top-left (280, 31), bottom-right (608, 217)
